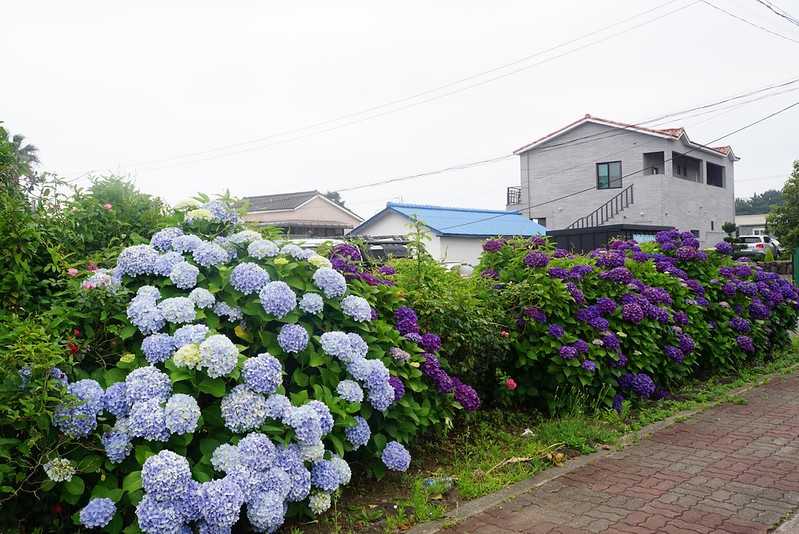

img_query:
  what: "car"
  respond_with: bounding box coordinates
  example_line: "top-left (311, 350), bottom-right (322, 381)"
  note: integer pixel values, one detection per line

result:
top-left (736, 235), bottom-right (779, 260)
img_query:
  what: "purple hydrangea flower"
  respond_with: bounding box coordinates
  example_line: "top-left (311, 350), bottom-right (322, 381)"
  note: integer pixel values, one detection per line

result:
top-left (665, 345), bottom-right (684, 363)
top-left (452, 377), bottom-right (481, 411)
top-left (394, 306), bottom-right (420, 335)
top-left (523, 307), bottom-right (547, 323)
top-left (737, 335), bottom-right (755, 353)
top-left (524, 251), bottom-right (549, 268)
top-left (420, 333), bottom-right (442, 353)
top-left (559, 346), bottom-right (578, 360)
top-left (631, 373), bottom-right (656, 398)
top-left (582, 360), bottom-right (596, 372)
top-left (482, 239), bottom-right (504, 252)
top-left (388, 376), bottom-right (405, 401)
top-left (547, 324), bottom-right (565, 338)
top-left (730, 316), bottom-right (751, 333)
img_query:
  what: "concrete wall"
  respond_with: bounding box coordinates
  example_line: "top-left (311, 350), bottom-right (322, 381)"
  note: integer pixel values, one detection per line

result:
top-left (244, 196), bottom-right (362, 228)
top-left (510, 122), bottom-right (735, 247)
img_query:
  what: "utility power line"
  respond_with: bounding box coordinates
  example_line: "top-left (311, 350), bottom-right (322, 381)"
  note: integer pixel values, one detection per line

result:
top-left (702, 0), bottom-right (799, 44)
top-left (329, 77), bottom-right (799, 195)
top-left (435, 100), bottom-right (799, 231)
top-left (100, 0), bottom-right (697, 175)
top-left (752, 0), bottom-right (799, 27)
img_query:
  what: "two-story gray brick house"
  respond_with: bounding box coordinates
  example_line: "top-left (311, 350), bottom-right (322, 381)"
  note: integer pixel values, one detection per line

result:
top-left (506, 115), bottom-right (738, 247)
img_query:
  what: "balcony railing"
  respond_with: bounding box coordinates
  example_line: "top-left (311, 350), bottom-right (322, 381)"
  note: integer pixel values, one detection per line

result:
top-left (507, 186), bottom-right (522, 205)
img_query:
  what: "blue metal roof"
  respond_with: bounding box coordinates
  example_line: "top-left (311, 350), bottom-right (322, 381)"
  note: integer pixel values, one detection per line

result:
top-left (353, 202), bottom-right (546, 237)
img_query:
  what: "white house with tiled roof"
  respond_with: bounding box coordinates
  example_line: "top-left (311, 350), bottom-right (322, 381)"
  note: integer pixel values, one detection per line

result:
top-left (506, 115), bottom-right (738, 247)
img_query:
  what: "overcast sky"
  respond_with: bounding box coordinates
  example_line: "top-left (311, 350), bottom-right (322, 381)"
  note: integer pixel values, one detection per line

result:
top-left (4, 0), bottom-right (799, 219)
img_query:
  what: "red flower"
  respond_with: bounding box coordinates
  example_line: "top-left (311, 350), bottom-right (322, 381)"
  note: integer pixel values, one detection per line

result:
top-left (500, 330), bottom-right (509, 338)
top-left (505, 378), bottom-right (517, 390)
top-left (73, 328), bottom-right (81, 338)
top-left (67, 342), bottom-right (79, 354)
top-left (52, 503), bottom-right (63, 514)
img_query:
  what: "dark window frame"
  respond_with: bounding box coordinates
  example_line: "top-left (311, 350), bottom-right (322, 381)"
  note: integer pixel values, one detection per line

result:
top-left (596, 161), bottom-right (623, 190)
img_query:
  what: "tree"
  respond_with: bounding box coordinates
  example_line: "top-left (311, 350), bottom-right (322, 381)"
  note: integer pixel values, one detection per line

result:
top-left (0, 124), bottom-right (41, 190)
top-left (735, 189), bottom-right (783, 215)
top-left (324, 190), bottom-right (346, 207)
top-left (767, 161), bottom-right (799, 251)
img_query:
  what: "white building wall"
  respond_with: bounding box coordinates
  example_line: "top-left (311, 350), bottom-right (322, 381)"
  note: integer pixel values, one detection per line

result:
top-left (438, 237), bottom-right (485, 266)
top-left (348, 211), bottom-right (443, 260)
top-left (510, 122), bottom-right (735, 247)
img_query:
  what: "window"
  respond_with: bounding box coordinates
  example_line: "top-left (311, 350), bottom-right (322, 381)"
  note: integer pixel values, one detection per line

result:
top-left (597, 161), bottom-right (622, 189)
top-left (535, 217), bottom-right (546, 227)
top-left (711, 220), bottom-right (714, 231)
top-left (707, 162), bottom-right (724, 187)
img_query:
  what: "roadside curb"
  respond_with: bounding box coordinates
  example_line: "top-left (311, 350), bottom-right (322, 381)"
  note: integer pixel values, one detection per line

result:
top-left (408, 366), bottom-right (798, 533)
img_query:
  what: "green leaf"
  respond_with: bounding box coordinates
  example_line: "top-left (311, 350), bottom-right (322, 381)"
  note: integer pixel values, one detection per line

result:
top-left (199, 377), bottom-right (227, 397)
top-left (64, 476), bottom-right (85, 496)
top-left (200, 438), bottom-right (220, 457)
top-left (135, 445), bottom-right (154, 465)
top-left (120, 325), bottom-right (137, 340)
top-left (122, 471), bottom-right (142, 493)
top-left (307, 351), bottom-right (325, 367)
top-left (327, 433), bottom-right (345, 457)
top-left (292, 368), bottom-right (309, 387)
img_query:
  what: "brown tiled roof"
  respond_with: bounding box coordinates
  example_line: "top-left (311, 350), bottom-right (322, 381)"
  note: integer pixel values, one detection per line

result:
top-left (244, 190), bottom-right (319, 212)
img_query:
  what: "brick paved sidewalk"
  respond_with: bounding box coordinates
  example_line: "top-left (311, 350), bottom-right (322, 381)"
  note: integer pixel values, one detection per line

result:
top-left (445, 373), bottom-right (799, 534)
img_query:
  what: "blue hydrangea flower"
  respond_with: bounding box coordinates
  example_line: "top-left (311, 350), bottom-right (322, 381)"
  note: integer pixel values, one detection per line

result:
top-left (117, 245), bottom-right (159, 277)
top-left (247, 239), bottom-right (279, 259)
top-left (307, 400), bottom-right (334, 435)
top-left (142, 333), bottom-right (176, 365)
top-left (367, 382), bottom-right (395, 412)
top-left (136, 493), bottom-right (183, 534)
top-left (213, 302), bottom-right (243, 322)
top-left (286, 405), bottom-right (322, 445)
top-left (229, 230), bottom-right (262, 244)
top-left (142, 450), bottom-right (193, 502)
top-left (54, 379), bottom-right (104, 437)
top-left (275, 449), bottom-right (311, 502)
top-left (153, 252), bottom-right (185, 277)
top-left (193, 242), bottom-right (229, 268)
top-left (230, 262), bottom-right (270, 295)
top-left (213, 236), bottom-right (238, 262)
top-left (300, 442), bottom-right (325, 462)
top-left (101, 430), bottom-right (132, 463)
top-left (204, 199), bottom-right (239, 224)
top-left (198, 478), bottom-right (244, 528)
top-left (103, 381), bottom-right (129, 418)
top-left (169, 261), bottom-right (200, 289)
top-left (126, 366), bottom-right (172, 405)
top-left (171, 234), bottom-right (204, 254)
top-left (137, 285), bottom-right (161, 300)
top-left (254, 466), bottom-right (292, 499)
top-left (312, 268), bottom-right (347, 298)
top-left (128, 398), bottom-right (170, 441)
top-left (173, 324), bottom-right (209, 347)
top-left (336, 380), bottom-right (363, 403)
top-left (264, 394), bottom-right (292, 422)
top-left (220, 385), bottom-right (268, 433)
top-left (189, 288), bottom-right (216, 309)
top-left (165, 394), bottom-right (201, 435)
top-left (299, 293), bottom-right (324, 315)
top-left (341, 295), bottom-right (372, 322)
top-left (199, 335), bottom-right (239, 378)
top-left (157, 297), bottom-right (196, 324)
top-left (277, 324), bottom-right (309, 353)
top-left (174, 480), bottom-right (202, 523)
top-left (80, 498), bottom-right (116, 528)
top-left (246, 490), bottom-right (285, 533)
top-left (150, 227), bottom-right (184, 251)
top-left (345, 416), bottom-right (370, 449)
top-left (127, 295), bottom-right (166, 334)
top-left (382, 441), bottom-right (411, 471)
top-left (211, 444), bottom-right (242, 474)
top-left (259, 281), bottom-right (297, 318)
top-left (311, 460), bottom-right (340, 492)
top-left (243, 353), bottom-right (282, 394)
top-left (320, 331), bottom-right (354, 361)
top-left (238, 432), bottom-right (277, 471)
top-left (330, 455), bottom-right (351, 486)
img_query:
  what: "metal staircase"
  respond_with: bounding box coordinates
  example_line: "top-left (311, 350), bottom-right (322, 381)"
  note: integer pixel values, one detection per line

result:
top-left (567, 184), bottom-right (634, 229)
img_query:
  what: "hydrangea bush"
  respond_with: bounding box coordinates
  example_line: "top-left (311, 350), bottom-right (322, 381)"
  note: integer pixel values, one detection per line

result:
top-left (45, 197), bottom-right (477, 532)
top-left (476, 231), bottom-right (799, 412)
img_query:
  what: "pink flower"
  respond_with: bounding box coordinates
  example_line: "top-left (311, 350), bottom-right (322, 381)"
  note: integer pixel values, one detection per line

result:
top-left (81, 281), bottom-right (95, 290)
top-left (67, 268), bottom-right (79, 277)
top-left (500, 330), bottom-right (509, 338)
top-left (505, 378), bottom-right (517, 391)
top-left (102, 203), bottom-right (113, 210)
top-left (87, 261), bottom-right (98, 272)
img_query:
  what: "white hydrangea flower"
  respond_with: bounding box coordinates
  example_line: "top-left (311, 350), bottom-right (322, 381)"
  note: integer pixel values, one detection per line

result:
top-left (43, 458), bottom-right (76, 482)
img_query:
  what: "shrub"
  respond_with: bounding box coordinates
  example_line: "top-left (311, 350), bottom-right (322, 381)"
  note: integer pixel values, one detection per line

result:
top-left (475, 231), bottom-right (798, 413)
top-left (24, 196), bottom-right (478, 533)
